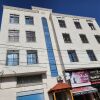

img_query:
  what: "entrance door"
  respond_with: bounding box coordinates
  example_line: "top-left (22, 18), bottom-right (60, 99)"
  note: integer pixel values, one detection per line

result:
top-left (74, 95), bottom-right (84, 100)
top-left (74, 94), bottom-right (92, 100)
top-left (56, 91), bottom-right (68, 100)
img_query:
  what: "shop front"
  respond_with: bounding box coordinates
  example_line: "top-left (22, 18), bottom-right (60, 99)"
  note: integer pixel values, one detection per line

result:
top-left (65, 70), bottom-right (99, 100)
top-left (71, 86), bottom-right (98, 100)
top-left (89, 69), bottom-right (100, 98)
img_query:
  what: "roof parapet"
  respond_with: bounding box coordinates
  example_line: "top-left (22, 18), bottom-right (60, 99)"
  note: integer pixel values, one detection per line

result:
top-left (32, 6), bottom-right (52, 12)
top-left (53, 13), bottom-right (95, 20)
top-left (3, 5), bottom-right (34, 13)
top-left (3, 5), bottom-right (95, 20)
top-left (3, 5), bottom-right (52, 13)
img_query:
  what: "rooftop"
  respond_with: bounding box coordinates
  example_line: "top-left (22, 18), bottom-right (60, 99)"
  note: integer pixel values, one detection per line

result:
top-left (3, 5), bottom-right (95, 20)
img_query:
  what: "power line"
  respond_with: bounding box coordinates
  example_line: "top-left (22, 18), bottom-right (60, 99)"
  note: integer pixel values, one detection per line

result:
top-left (0, 43), bottom-right (100, 52)
top-left (0, 60), bottom-right (100, 67)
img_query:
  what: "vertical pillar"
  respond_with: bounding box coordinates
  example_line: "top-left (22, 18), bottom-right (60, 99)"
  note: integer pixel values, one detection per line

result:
top-left (53, 92), bottom-right (56, 100)
top-left (70, 90), bottom-right (74, 100)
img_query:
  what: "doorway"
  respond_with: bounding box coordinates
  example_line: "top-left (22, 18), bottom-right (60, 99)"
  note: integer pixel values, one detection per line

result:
top-left (55, 91), bottom-right (68, 100)
top-left (74, 94), bottom-right (92, 100)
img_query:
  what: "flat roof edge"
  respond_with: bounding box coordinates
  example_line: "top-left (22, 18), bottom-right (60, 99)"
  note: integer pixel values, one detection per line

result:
top-left (3, 5), bottom-right (95, 20)
top-left (53, 13), bottom-right (95, 20)
top-left (3, 5), bottom-right (33, 12)
top-left (3, 5), bottom-right (52, 13)
top-left (32, 6), bottom-right (52, 12)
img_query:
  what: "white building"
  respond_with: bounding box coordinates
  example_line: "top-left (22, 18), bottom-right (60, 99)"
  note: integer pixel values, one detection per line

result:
top-left (51, 13), bottom-right (100, 99)
top-left (0, 5), bottom-right (100, 100)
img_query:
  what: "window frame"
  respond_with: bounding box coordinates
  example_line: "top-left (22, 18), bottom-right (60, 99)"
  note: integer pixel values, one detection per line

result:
top-left (88, 23), bottom-right (96, 30)
top-left (80, 34), bottom-right (89, 43)
top-left (67, 50), bottom-right (79, 62)
top-left (10, 14), bottom-right (19, 24)
top-left (25, 16), bottom-right (34, 25)
top-left (95, 35), bottom-right (100, 43)
top-left (74, 21), bottom-right (82, 29)
top-left (8, 30), bottom-right (19, 42)
top-left (62, 33), bottom-right (72, 43)
top-left (6, 50), bottom-right (19, 66)
top-left (17, 75), bottom-right (42, 86)
top-left (86, 50), bottom-right (97, 61)
top-left (26, 31), bottom-right (36, 42)
top-left (58, 20), bottom-right (66, 28)
top-left (27, 50), bottom-right (38, 64)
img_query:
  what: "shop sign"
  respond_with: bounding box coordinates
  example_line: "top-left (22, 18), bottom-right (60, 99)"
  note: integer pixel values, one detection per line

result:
top-left (65, 71), bottom-right (91, 87)
top-left (71, 86), bottom-right (97, 96)
top-left (89, 70), bottom-right (100, 82)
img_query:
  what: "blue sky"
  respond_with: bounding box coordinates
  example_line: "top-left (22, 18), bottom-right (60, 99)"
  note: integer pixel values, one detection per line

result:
top-left (0, 0), bottom-right (100, 26)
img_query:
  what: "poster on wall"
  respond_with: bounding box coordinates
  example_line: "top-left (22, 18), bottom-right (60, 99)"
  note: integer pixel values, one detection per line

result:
top-left (65, 71), bottom-right (91, 87)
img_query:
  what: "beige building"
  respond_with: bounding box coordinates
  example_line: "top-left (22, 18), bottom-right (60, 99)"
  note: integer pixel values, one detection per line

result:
top-left (0, 5), bottom-right (100, 100)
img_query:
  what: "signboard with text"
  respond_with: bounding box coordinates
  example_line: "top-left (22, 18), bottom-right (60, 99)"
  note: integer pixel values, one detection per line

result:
top-left (65, 71), bottom-right (91, 87)
top-left (89, 69), bottom-right (100, 84)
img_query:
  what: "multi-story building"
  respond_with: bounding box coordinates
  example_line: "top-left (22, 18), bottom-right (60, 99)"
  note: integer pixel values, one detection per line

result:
top-left (51, 13), bottom-right (100, 99)
top-left (0, 5), bottom-right (100, 100)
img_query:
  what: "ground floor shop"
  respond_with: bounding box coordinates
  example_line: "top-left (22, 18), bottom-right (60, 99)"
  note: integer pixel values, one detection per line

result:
top-left (73, 93), bottom-right (99, 100)
top-left (71, 86), bottom-right (99, 100)
top-left (64, 69), bottom-right (100, 100)
top-left (92, 84), bottom-right (100, 98)
top-left (89, 68), bottom-right (100, 97)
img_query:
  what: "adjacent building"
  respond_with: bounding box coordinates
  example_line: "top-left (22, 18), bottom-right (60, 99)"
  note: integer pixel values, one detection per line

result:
top-left (0, 5), bottom-right (100, 100)
top-left (51, 13), bottom-right (100, 99)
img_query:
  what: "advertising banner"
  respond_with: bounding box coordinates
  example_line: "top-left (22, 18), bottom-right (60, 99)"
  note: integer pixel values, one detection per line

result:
top-left (65, 71), bottom-right (91, 87)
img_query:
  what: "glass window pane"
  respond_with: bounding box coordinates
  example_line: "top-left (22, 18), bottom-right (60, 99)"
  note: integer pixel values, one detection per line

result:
top-left (26, 31), bottom-right (35, 42)
top-left (27, 50), bottom-right (38, 64)
top-left (25, 16), bottom-right (34, 25)
top-left (6, 50), bottom-right (19, 66)
top-left (9, 30), bottom-right (19, 42)
top-left (68, 50), bottom-right (78, 62)
top-left (87, 50), bottom-right (97, 61)
top-left (10, 14), bottom-right (19, 24)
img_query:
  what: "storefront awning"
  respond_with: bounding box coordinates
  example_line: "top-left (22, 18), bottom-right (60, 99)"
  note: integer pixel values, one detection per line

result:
top-left (48, 83), bottom-right (71, 93)
top-left (91, 81), bottom-right (100, 84)
top-left (71, 86), bottom-right (97, 96)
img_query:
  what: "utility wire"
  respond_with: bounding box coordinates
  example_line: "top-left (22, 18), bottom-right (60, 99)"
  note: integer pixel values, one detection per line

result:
top-left (0, 43), bottom-right (100, 52)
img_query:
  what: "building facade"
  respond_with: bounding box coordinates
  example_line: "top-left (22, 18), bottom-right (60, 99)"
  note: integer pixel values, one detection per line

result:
top-left (51, 13), bottom-right (100, 99)
top-left (0, 5), bottom-right (100, 100)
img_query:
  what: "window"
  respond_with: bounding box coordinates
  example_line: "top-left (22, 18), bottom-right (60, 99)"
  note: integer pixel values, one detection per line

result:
top-left (95, 35), bottom-right (100, 43)
top-left (68, 50), bottom-right (78, 62)
top-left (74, 21), bottom-right (82, 29)
top-left (88, 23), bottom-right (96, 30)
top-left (17, 75), bottom-right (42, 86)
top-left (86, 50), bottom-right (97, 61)
top-left (10, 14), bottom-right (19, 24)
top-left (27, 50), bottom-right (38, 64)
top-left (80, 34), bottom-right (89, 43)
top-left (6, 50), bottom-right (19, 66)
top-left (26, 31), bottom-right (36, 42)
top-left (25, 16), bottom-right (34, 25)
top-left (62, 33), bottom-right (72, 43)
top-left (42, 17), bottom-right (58, 77)
top-left (8, 30), bottom-right (19, 42)
top-left (58, 20), bottom-right (66, 28)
